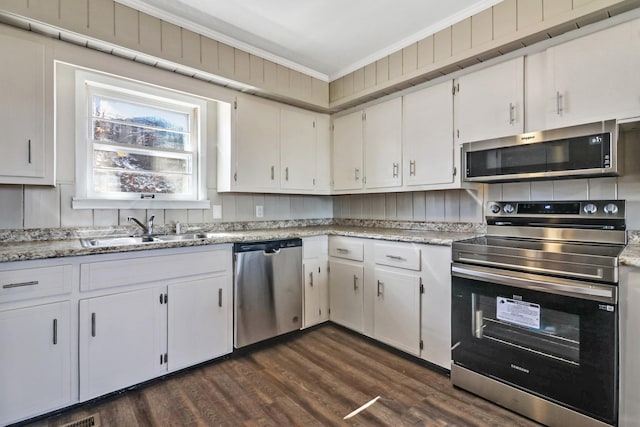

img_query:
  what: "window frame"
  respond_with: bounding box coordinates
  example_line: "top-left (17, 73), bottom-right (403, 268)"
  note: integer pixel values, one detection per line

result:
top-left (73, 69), bottom-right (210, 209)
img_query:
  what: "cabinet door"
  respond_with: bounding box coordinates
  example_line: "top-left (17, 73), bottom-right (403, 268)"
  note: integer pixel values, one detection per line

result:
top-left (403, 81), bottom-right (455, 187)
top-left (0, 301), bottom-right (71, 425)
top-left (168, 275), bottom-right (232, 371)
top-left (234, 96), bottom-right (280, 190)
top-left (332, 111), bottom-right (363, 191)
top-left (373, 267), bottom-right (421, 355)
top-left (303, 258), bottom-right (329, 327)
top-left (79, 288), bottom-right (163, 400)
top-left (328, 258), bottom-right (364, 332)
top-left (364, 98), bottom-right (402, 189)
top-left (455, 57), bottom-right (524, 143)
top-left (0, 33), bottom-right (46, 181)
top-left (314, 114), bottom-right (332, 193)
top-left (420, 245), bottom-right (453, 369)
top-left (281, 108), bottom-right (317, 191)
top-left (546, 19), bottom-right (640, 128)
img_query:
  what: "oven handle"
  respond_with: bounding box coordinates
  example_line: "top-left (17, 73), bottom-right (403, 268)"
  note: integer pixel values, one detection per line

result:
top-left (452, 263), bottom-right (617, 304)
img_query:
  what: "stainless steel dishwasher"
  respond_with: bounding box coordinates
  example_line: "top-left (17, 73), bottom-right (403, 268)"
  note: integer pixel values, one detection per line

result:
top-left (233, 238), bottom-right (302, 348)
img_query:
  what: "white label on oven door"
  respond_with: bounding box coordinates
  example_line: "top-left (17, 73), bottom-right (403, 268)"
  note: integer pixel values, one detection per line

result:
top-left (496, 297), bottom-right (540, 329)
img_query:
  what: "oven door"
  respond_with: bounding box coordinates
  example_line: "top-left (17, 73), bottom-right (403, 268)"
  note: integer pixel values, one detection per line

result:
top-left (451, 263), bottom-right (618, 425)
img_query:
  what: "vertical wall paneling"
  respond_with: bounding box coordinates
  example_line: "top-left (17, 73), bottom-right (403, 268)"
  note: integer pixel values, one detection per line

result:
top-left (217, 43), bottom-right (234, 78)
top-left (342, 72), bottom-right (354, 98)
top-left (452, 18), bottom-right (472, 56)
top-left (425, 191), bottom-right (446, 222)
top-left (471, 8), bottom-right (493, 47)
top-left (60, 184), bottom-right (92, 227)
top-left (417, 35), bottom-right (435, 69)
top-left (160, 21), bottom-right (182, 60)
top-left (588, 177), bottom-right (617, 200)
top-left (332, 77), bottom-right (344, 100)
top-left (433, 27), bottom-right (452, 62)
top-left (249, 54), bottom-right (264, 85)
top-left (493, 0), bottom-right (518, 39)
top-left (276, 64), bottom-right (290, 96)
top-left (146, 209), bottom-right (165, 226)
top-left (364, 63), bottom-right (377, 89)
top-left (187, 209), bottom-right (204, 224)
top-left (181, 29), bottom-right (201, 68)
top-left (402, 43), bottom-right (418, 75)
top-left (385, 193), bottom-right (397, 219)
top-left (164, 209), bottom-right (189, 224)
top-left (376, 56), bottom-right (389, 85)
top-left (503, 182), bottom-right (531, 200)
top-left (93, 209), bottom-right (118, 227)
top-left (114, 3), bottom-right (139, 49)
top-left (27, 0), bottom-right (59, 26)
top-left (234, 49), bottom-right (250, 83)
top-left (486, 184), bottom-right (503, 202)
top-left (553, 179), bottom-right (589, 200)
top-left (389, 50), bottom-right (403, 80)
top-left (543, 0), bottom-right (573, 20)
top-left (444, 191), bottom-right (461, 221)
top-left (59, 0), bottom-right (88, 33)
top-left (353, 68), bottom-right (365, 93)
top-left (24, 186), bottom-right (60, 228)
top-left (0, 185), bottom-right (24, 229)
top-left (412, 192), bottom-right (427, 221)
top-left (530, 181), bottom-right (553, 200)
top-left (263, 60), bottom-right (278, 90)
top-left (138, 13), bottom-right (162, 56)
top-left (396, 193), bottom-right (413, 220)
top-left (517, 0), bottom-right (544, 30)
top-left (200, 37), bottom-right (219, 73)
top-left (88, 0), bottom-right (115, 42)
top-left (311, 78), bottom-right (328, 105)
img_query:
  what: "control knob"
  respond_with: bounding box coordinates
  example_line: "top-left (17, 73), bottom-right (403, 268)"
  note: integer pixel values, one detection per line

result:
top-left (583, 203), bottom-right (597, 214)
top-left (489, 204), bottom-right (501, 214)
top-left (603, 203), bottom-right (619, 214)
top-left (503, 203), bottom-right (515, 214)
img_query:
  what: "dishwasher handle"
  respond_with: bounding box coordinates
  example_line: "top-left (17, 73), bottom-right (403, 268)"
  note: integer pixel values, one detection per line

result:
top-left (264, 248), bottom-right (281, 255)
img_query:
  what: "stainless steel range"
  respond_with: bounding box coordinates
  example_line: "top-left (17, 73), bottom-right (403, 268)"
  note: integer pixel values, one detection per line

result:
top-left (451, 200), bottom-right (626, 427)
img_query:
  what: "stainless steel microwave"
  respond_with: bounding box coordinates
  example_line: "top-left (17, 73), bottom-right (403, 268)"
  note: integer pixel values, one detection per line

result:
top-left (462, 120), bottom-right (620, 183)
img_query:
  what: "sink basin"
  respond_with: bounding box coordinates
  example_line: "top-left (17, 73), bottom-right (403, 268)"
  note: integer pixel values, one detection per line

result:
top-left (152, 233), bottom-right (207, 242)
top-left (80, 236), bottom-right (157, 248)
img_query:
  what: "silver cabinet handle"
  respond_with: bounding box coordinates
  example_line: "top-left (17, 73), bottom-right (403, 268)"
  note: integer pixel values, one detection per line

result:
top-left (53, 318), bottom-right (58, 345)
top-left (336, 248), bottom-right (349, 253)
top-left (377, 280), bottom-right (383, 297)
top-left (354, 168), bottom-right (360, 181)
top-left (270, 165), bottom-right (275, 180)
top-left (28, 139), bottom-right (32, 164)
top-left (309, 272), bottom-right (314, 287)
top-left (218, 288), bottom-right (222, 308)
top-left (509, 102), bottom-right (515, 125)
top-left (392, 163), bottom-right (399, 178)
top-left (556, 91), bottom-right (564, 116)
top-left (353, 274), bottom-right (359, 291)
top-left (385, 254), bottom-right (404, 261)
top-left (285, 167), bottom-right (289, 181)
top-left (409, 160), bottom-right (416, 177)
top-left (3, 280), bottom-right (38, 289)
top-left (91, 313), bottom-right (96, 337)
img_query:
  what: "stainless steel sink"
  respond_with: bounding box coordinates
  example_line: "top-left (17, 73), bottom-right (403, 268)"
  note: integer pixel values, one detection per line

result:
top-left (80, 236), bottom-right (158, 248)
top-left (152, 233), bottom-right (206, 242)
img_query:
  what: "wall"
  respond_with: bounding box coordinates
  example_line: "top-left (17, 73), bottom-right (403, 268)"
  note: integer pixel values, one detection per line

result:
top-left (0, 27), bottom-right (332, 231)
top-left (334, 130), bottom-right (640, 229)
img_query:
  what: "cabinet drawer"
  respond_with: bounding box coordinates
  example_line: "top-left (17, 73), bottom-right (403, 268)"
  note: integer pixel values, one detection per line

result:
top-left (0, 264), bottom-right (73, 303)
top-left (81, 248), bottom-right (230, 291)
top-left (374, 243), bottom-right (421, 271)
top-left (329, 238), bottom-right (363, 261)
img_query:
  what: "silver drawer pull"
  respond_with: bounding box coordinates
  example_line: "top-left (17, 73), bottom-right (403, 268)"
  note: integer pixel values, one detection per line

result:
top-left (91, 313), bottom-right (96, 337)
top-left (309, 272), bottom-right (314, 287)
top-left (218, 288), bottom-right (222, 308)
top-left (2, 280), bottom-right (39, 289)
top-left (53, 318), bottom-right (58, 345)
top-left (385, 255), bottom-right (405, 261)
top-left (336, 248), bottom-right (350, 253)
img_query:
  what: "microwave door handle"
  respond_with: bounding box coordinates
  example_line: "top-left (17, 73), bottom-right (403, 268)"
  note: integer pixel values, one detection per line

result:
top-left (451, 264), bottom-right (616, 304)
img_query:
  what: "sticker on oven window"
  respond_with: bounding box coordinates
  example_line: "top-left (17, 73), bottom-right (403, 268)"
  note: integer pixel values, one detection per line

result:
top-left (496, 297), bottom-right (541, 329)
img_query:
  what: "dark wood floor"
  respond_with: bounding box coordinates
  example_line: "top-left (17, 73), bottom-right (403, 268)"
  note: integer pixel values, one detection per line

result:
top-left (25, 324), bottom-right (540, 427)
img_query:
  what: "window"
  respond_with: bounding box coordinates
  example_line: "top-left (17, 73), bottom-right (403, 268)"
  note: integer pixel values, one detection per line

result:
top-left (73, 69), bottom-right (210, 209)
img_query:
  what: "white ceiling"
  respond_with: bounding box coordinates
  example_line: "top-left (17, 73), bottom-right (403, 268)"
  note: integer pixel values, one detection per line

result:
top-left (117, 0), bottom-right (503, 81)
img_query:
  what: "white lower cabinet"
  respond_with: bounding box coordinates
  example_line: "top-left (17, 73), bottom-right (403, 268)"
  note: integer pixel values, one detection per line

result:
top-left (329, 258), bottom-right (364, 333)
top-left (79, 288), bottom-right (163, 401)
top-left (79, 246), bottom-right (233, 401)
top-left (0, 301), bottom-right (71, 425)
top-left (373, 267), bottom-right (421, 355)
top-left (167, 275), bottom-right (231, 371)
top-left (303, 258), bottom-right (329, 327)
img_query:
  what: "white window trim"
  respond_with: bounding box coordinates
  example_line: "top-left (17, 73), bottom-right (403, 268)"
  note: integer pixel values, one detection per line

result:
top-left (72, 68), bottom-right (210, 209)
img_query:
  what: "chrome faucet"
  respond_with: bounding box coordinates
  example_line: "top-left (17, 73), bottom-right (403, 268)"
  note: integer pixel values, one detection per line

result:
top-left (128, 215), bottom-right (155, 235)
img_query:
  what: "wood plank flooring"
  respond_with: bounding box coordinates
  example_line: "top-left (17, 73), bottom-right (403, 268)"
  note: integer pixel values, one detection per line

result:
top-left (23, 325), bottom-right (540, 427)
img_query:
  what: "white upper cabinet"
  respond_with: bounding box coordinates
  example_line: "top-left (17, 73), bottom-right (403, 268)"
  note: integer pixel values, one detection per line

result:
top-left (541, 18), bottom-right (640, 128)
top-left (332, 110), bottom-right (364, 191)
top-left (234, 96), bottom-right (281, 191)
top-left (219, 95), bottom-right (329, 194)
top-left (281, 108), bottom-right (317, 192)
top-left (454, 57), bottom-right (524, 143)
top-left (403, 81), bottom-right (456, 188)
top-left (0, 30), bottom-right (54, 185)
top-left (364, 98), bottom-right (402, 189)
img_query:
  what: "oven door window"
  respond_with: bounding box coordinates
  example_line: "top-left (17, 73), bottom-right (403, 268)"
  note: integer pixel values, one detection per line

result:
top-left (473, 294), bottom-right (580, 365)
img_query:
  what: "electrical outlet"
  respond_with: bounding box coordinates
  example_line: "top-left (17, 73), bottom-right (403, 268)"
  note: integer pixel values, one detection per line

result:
top-left (212, 205), bottom-right (222, 219)
top-left (255, 205), bottom-right (264, 218)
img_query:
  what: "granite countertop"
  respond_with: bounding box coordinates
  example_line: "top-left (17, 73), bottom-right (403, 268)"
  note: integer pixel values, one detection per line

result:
top-left (621, 244), bottom-right (640, 268)
top-left (0, 225), bottom-right (481, 263)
